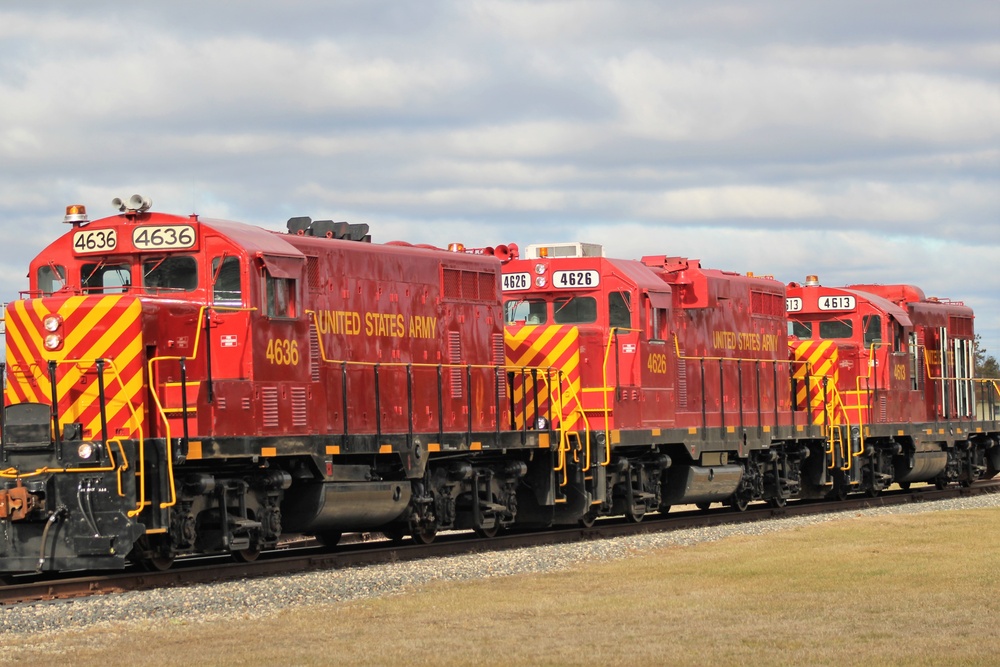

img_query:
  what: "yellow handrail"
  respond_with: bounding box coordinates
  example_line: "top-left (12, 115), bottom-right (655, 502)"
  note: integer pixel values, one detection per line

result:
top-left (146, 305), bottom-right (256, 511)
top-left (0, 358), bottom-right (143, 507)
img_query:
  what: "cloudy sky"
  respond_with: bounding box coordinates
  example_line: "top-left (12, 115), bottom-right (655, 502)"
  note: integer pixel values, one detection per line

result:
top-left (2, 2), bottom-right (998, 356)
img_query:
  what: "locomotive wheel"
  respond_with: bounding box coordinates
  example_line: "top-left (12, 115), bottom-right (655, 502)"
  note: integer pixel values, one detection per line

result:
top-left (474, 523), bottom-right (499, 538)
top-left (315, 531), bottom-right (343, 547)
top-left (412, 525), bottom-right (438, 544)
top-left (579, 510), bottom-right (599, 528)
top-left (142, 554), bottom-right (176, 572)
top-left (767, 496), bottom-right (787, 509)
top-left (625, 507), bottom-right (645, 523)
top-left (899, 482), bottom-right (911, 491)
top-left (131, 536), bottom-right (175, 571)
top-left (695, 502), bottom-right (712, 512)
top-left (233, 544), bottom-right (261, 563)
top-left (729, 495), bottom-right (750, 512)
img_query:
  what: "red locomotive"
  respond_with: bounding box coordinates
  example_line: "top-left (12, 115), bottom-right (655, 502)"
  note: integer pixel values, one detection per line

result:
top-left (0, 196), bottom-right (556, 571)
top-left (786, 277), bottom-right (998, 491)
top-left (503, 242), bottom-right (839, 522)
top-left (1, 198), bottom-right (998, 574)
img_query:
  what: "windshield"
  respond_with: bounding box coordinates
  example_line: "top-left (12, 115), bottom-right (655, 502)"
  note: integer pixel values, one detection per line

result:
top-left (143, 256), bottom-right (198, 294)
top-left (82, 262), bottom-right (131, 294)
top-left (504, 299), bottom-right (547, 325)
top-left (553, 296), bottom-right (597, 324)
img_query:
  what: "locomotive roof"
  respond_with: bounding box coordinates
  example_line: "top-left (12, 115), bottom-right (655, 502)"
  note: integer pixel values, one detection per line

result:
top-left (841, 288), bottom-right (912, 326)
top-left (195, 216), bottom-right (305, 257)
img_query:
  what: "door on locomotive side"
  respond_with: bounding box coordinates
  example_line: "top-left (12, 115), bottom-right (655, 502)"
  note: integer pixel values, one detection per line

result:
top-left (637, 289), bottom-right (675, 429)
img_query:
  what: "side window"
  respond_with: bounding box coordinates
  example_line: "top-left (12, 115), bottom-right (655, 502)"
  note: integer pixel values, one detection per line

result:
top-left (212, 256), bottom-right (242, 305)
top-left (649, 307), bottom-right (668, 341)
top-left (82, 262), bottom-right (131, 293)
top-left (265, 271), bottom-right (297, 318)
top-left (862, 315), bottom-right (882, 347)
top-left (143, 256), bottom-right (198, 293)
top-left (609, 291), bottom-right (631, 330)
top-left (37, 265), bottom-right (67, 294)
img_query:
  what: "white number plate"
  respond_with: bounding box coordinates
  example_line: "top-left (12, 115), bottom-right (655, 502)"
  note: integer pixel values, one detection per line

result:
top-left (818, 295), bottom-right (856, 311)
top-left (132, 225), bottom-right (196, 250)
top-left (553, 270), bottom-right (599, 289)
top-left (786, 297), bottom-right (802, 312)
top-left (502, 272), bottom-right (530, 291)
top-left (73, 228), bottom-right (118, 255)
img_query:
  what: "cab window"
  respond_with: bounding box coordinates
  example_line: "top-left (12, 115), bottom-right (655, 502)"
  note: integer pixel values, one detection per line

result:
top-left (212, 256), bottom-right (242, 305)
top-left (37, 264), bottom-right (67, 294)
top-left (504, 299), bottom-right (547, 325)
top-left (789, 320), bottom-right (812, 338)
top-left (863, 315), bottom-right (882, 347)
top-left (553, 296), bottom-right (597, 324)
top-left (82, 262), bottom-right (131, 293)
top-left (819, 318), bottom-right (853, 339)
top-left (265, 271), bottom-right (296, 318)
top-left (609, 291), bottom-right (631, 330)
top-left (143, 256), bottom-right (198, 294)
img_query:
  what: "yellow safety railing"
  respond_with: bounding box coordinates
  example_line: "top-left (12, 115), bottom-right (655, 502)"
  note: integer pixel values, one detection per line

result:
top-left (307, 310), bottom-right (586, 484)
top-left (147, 305), bottom-right (256, 513)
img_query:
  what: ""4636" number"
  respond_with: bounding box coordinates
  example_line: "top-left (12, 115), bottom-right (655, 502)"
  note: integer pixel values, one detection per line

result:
top-left (266, 338), bottom-right (300, 366)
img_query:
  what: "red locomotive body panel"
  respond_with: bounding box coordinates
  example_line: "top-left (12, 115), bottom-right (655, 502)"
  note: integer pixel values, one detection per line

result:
top-left (503, 245), bottom-right (794, 437)
top-left (15, 212), bottom-right (507, 444)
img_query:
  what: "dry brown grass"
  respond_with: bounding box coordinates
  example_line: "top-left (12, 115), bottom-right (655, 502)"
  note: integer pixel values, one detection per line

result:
top-left (6, 508), bottom-right (1000, 667)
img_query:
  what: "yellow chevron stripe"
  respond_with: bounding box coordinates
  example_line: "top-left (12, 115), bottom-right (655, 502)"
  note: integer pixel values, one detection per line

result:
top-left (6, 302), bottom-right (46, 403)
top-left (61, 311), bottom-right (143, 420)
top-left (56, 297), bottom-right (141, 397)
top-left (508, 326), bottom-right (563, 367)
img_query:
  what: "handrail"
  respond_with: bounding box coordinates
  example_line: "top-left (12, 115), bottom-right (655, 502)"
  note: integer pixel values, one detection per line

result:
top-left (146, 305), bottom-right (257, 511)
top-left (0, 358), bottom-right (141, 504)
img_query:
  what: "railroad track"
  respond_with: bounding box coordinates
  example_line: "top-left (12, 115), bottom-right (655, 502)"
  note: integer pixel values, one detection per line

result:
top-left (3, 481), bottom-right (996, 607)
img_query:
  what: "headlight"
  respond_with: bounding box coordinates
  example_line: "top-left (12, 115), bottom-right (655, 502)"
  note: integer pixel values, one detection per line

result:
top-left (78, 443), bottom-right (95, 460)
top-left (534, 263), bottom-right (546, 275)
top-left (44, 333), bottom-right (63, 350)
top-left (536, 416), bottom-right (549, 430)
top-left (43, 314), bottom-right (63, 332)
top-left (535, 276), bottom-right (547, 288)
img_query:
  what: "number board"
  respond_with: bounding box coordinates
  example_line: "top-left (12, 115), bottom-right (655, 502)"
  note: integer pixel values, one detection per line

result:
top-left (553, 270), bottom-right (600, 289)
top-left (73, 228), bottom-right (118, 255)
top-left (786, 297), bottom-right (802, 312)
top-left (817, 295), bottom-right (856, 311)
top-left (132, 225), bottom-right (197, 251)
top-left (502, 272), bottom-right (530, 291)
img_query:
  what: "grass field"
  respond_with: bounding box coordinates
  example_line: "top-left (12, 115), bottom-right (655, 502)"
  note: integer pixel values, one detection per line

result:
top-left (6, 507), bottom-right (1000, 666)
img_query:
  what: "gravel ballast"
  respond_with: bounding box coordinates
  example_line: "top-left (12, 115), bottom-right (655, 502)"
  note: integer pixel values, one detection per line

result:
top-left (2, 493), bottom-right (998, 640)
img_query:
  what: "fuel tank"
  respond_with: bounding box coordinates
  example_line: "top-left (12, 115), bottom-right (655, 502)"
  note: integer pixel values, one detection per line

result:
top-left (660, 464), bottom-right (743, 505)
top-left (281, 481), bottom-right (412, 533)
